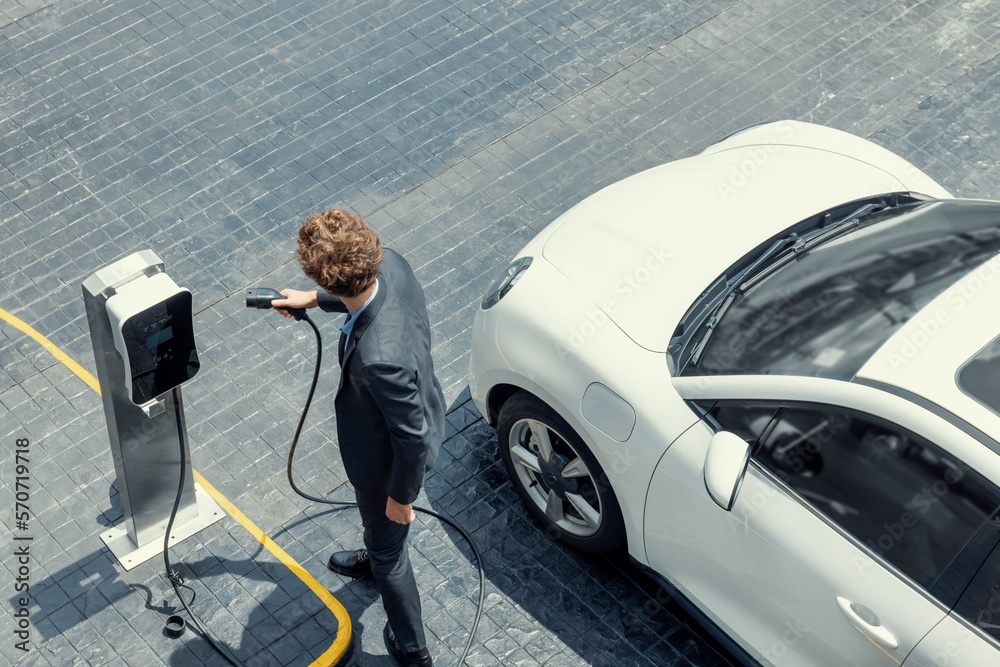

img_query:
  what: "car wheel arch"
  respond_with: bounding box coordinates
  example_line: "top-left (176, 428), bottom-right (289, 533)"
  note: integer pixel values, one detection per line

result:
top-left (486, 382), bottom-right (521, 426)
top-left (496, 389), bottom-right (628, 552)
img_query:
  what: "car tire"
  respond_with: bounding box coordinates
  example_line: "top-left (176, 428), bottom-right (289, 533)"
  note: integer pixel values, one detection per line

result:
top-left (497, 390), bottom-right (626, 553)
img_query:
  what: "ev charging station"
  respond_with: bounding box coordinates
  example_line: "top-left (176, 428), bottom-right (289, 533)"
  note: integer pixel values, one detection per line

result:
top-left (83, 249), bottom-right (224, 570)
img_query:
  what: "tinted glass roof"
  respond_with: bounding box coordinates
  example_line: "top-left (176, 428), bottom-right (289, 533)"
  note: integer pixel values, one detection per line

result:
top-left (960, 336), bottom-right (1000, 417)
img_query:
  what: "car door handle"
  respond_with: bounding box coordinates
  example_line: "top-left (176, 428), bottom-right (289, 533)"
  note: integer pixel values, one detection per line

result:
top-left (836, 596), bottom-right (898, 650)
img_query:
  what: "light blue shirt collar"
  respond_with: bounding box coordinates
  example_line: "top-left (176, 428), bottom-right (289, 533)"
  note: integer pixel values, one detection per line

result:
top-left (340, 279), bottom-right (379, 342)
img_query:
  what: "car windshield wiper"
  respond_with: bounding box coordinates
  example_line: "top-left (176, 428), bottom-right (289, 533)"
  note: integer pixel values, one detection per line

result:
top-left (739, 201), bottom-right (888, 292)
top-left (688, 233), bottom-right (795, 365)
top-left (688, 199), bottom-right (890, 367)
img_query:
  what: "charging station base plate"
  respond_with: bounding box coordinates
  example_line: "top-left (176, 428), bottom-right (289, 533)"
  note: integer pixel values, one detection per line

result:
top-left (101, 483), bottom-right (226, 571)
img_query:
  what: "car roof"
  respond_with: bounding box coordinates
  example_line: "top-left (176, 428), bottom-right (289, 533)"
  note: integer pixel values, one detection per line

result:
top-left (541, 143), bottom-right (906, 351)
top-left (857, 252), bottom-right (1000, 443)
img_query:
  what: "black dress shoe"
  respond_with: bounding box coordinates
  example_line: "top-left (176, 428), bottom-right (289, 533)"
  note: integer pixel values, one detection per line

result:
top-left (326, 548), bottom-right (372, 578)
top-left (383, 621), bottom-right (432, 666)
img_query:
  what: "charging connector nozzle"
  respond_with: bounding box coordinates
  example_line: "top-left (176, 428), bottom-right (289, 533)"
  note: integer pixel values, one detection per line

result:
top-left (246, 288), bottom-right (306, 321)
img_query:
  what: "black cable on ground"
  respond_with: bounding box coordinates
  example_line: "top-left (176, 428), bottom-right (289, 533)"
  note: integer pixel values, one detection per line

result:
top-left (164, 393), bottom-right (243, 667)
top-left (158, 313), bottom-right (484, 666)
top-left (287, 315), bottom-right (486, 666)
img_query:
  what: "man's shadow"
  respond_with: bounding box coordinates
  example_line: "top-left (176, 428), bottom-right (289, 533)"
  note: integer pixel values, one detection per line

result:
top-left (155, 505), bottom-right (398, 666)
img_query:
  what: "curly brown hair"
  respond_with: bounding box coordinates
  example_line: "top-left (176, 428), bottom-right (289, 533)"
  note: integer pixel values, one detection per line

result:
top-left (297, 209), bottom-right (383, 297)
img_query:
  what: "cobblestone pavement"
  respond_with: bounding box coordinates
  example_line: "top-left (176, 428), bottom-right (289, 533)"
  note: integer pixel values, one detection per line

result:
top-left (4, 0), bottom-right (1000, 665)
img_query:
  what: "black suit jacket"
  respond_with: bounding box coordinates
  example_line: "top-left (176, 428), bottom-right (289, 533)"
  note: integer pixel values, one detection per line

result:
top-left (316, 249), bottom-right (445, 504)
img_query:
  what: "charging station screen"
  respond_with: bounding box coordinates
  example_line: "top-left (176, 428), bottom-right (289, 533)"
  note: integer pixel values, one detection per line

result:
top-left (146, 326), bottom-right (174, 350)
top-left (121, 293), bottom-right (199, 404)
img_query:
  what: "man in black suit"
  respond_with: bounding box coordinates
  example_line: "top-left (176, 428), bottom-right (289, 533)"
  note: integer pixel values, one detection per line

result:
top-left (272, 209), bottom-right (444, 667)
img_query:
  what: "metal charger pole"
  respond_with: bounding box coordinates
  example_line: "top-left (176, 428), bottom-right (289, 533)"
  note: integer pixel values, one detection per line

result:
top-left (83, 249), bottom-right (223, 570)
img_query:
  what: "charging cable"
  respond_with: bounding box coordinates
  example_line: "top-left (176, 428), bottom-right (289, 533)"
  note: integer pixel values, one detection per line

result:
top-left (164, 394), bottom-right (243, 665)
top-left (160, 299), bottom-right (485, 666)
top-left (284, 312), bottom-right (485, 666)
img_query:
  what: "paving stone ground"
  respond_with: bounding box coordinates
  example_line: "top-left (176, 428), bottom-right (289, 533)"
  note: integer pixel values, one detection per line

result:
top-left (5, 0), bottom-right (1000, 665)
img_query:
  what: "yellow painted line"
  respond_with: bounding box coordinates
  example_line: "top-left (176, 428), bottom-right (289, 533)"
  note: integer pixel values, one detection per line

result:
top-left (0, 309), bottom-right (102, 394)
top-left (0, 308), bottom-right (352, 667)
top-left (194, 471), bottom-right (353, 666)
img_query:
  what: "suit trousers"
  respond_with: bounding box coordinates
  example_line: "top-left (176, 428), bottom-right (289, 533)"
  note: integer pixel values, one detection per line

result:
top-left (355, 492), bottom-right (426, 652)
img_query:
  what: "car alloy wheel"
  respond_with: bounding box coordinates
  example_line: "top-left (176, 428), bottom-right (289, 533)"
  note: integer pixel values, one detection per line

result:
top-left (508, 417), bottom-right (602, 537)
top-left (497, 391), bottom-right (625, 552)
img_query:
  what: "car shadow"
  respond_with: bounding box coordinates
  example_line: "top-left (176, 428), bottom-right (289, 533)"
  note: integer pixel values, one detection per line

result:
top-left (23, 392), bottom-right (737, 667)
top-left (351, 389), bottom-right (743, 667)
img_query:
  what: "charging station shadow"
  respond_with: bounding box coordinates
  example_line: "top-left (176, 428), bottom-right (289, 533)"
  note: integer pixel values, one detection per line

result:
top-left (96, 479), bottom-right (123, 528)
top-left (134, 531), bottom-right (373, 667)
top-left (18, 513), bottom-right (362, 666)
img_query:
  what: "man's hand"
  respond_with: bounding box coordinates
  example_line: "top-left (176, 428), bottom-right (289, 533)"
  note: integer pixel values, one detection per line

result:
top-left (270, 289), bottom-right (318, 318)
top-left (386, 497), bottom-right (416, 524)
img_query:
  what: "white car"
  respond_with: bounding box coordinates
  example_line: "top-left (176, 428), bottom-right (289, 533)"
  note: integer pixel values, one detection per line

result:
top-left (468, 120), bottom-right (1000, 666)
